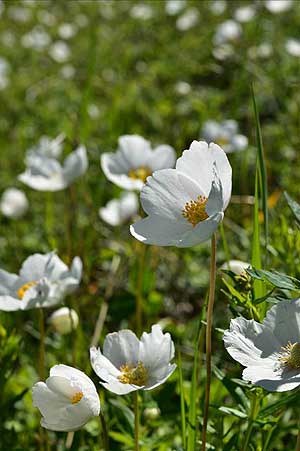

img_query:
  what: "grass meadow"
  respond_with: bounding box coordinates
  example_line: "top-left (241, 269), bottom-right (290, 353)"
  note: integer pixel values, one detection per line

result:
top-left (1, 1), bottom-right (300, 450)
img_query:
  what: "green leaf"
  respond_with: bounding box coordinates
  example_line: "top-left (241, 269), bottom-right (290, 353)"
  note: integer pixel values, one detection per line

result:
top-left (284, 191), bottom-right (300, 223)
top-left (178, 351), bottom-right (187, 450)
top-left (219, 406), bottom-right (248, 419)
top-left (247, 268), bottom-right (300, 291)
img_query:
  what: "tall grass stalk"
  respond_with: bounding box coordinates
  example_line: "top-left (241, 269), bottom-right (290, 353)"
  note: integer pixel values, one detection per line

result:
top-left (201, 233), bottom-right (217, 451)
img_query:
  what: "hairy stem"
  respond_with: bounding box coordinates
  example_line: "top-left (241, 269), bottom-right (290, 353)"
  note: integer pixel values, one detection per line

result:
top-left (201, 233), bottom-right (217, 451)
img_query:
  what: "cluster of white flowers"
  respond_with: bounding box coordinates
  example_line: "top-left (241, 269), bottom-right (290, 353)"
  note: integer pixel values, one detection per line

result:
top-left (201, 119), bottom-right (248, 153)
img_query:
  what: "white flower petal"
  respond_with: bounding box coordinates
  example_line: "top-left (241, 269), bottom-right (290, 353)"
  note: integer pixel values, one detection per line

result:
top-left (242, 365), bottom-right (300, 392)
top-left (103, 330), bottom-right (140, 367)
top-left (118, 135), bottom-right (152, 168)
top-left (145, 364), bottom-right (177, 390)
top-left (63, 146), bottom-right (88, 184)
top-left (0, 295), bottom-right (24, 311)
top-left (19, 253), bottom-right (50, 281)
top-left (130, 215), bottom-right (189, 246)
top-left (99, 199), bottom-right (122, 226)
top-left (101, 378), bottom-right (139, 395)
top-left (147, 145), bottom-right (176, 171)
top-left (177, 212), bottom-right (223, 247)
top-left (0, 269), bottom-right (19, 295)
top-left (207, 143), bottom-right (232, 209)
top-left (263, 299), bottom-right (300, 345)
top-left (90, 347), bottom-right (121, 381)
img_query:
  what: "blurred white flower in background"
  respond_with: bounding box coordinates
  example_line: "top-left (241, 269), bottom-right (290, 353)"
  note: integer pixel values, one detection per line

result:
top-left (32, 365), bottom-right (100, 431)
top-left (0, 56), bottom-right (10, 90)
top-left (101, 134), bottom-right (176, 191)
top-left (209, 0), bottom-right (227, 15)
top-left (49, 41), bottom-right (70, 63)
top-left (224, 299), bottom-right (300, 392)
top-left (176, 8), bottom-right (199, 31)
top-left (0, 252), bottom-right (82, 311)
top-left (90, 324), bottom-right (176, 395)
top-left (165, 0), bottom-right (186, 16)
top-left (175, 81), bottom-right (191, 95)
top-left (60, 64), bottom-right (76, 79)
top-left (213, 20), bottom-right (242, 46)
top-left (234, 5), bottom-right (256, 23)
top-left (99, 192), bottom-right (139, 227)
top-left (49, 307), bottom-right (79, 335)
top-left (285, 38), bottom-right (300, 57)
top-left (144, 406), bottom-right (161, 420)
top-left (265, 0), bottom-right (293, 14)
top-left (212, 43), bottom-right (234, 61)
top-left (201, 120), bottom-right (248, 153)
top-left (221, 259), bottom-right (250, 275)
top-left (21, 27), bottom-right (51, 50)
top-left (0, 188), bottom-right (29, 219)
top-left (8, 6), bottom-right (32, 22)
top-left (248, 42), bottom-right (273, 59)
top-left (58, 23), bottom-right (77, 40)
top-left (130, 3), bottom-right (153, 20)
top-left (19, 135), bottom-right (88, 191)
top-left (87, 104), bottom-right (100, 119)
top-left (130, 141), bottom-right (232, 247)
top-left (37, 9), bottom-right (56, 26)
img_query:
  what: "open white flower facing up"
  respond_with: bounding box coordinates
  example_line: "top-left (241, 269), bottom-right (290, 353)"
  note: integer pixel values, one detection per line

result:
top-left (32, 365), bottom-right (100, 431)
top-left (0, 188), bottom-right (29, 218)
top-left (224, 299), bottom-right (300, 392)
top-left (18, 135), bottom-right (88, 191)
top-left (0, 252), bottom-right (82, 311)
top-left (90, 324), bottom-right (176, 395)
top-left (130, 140), bottom-right (232, 247)
top-left (99, 192), bottom-right (139, 227)
top-left (201, 120), bottom-right (248, 153)
top-left (101, 134), bottom-right (176, 191)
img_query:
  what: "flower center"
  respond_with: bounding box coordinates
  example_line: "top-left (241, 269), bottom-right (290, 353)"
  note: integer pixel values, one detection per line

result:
top-left (128, 166), bottom-right (152, 183)
top-left (182, 195), bottom-right (209, 227)
top-left (118, 362), bottom-right (148, 386)
top-left (71, 391), bottom-right (84, 404)
top-left (279, 342), bottom-right (300, 369)
top-left (17, 281), bottom-right (37, 300)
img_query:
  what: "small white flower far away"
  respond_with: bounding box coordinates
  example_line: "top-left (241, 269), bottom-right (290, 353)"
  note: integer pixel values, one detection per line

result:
top-left (90, 324), bottom-right (176, 395)
top-left (18, 134), bottom-right (88, 191)
top-left (201, 119), bottom-right (248, 153)
top-left (223, 299), bottom-right (300, 392)
top-left (0, 188), bottom-right (29, 218)
top-left (130, 140), bottom-right (232, 247)
top-left (99, 192), bottom-right (139, 227)
top-left (220, 260), bottom-right (250, 275)
top-left (32, 365), bottom-right (100, 431)
top-left (101, 134), bottom-right (176, 191)
top-left (0, 252), bottom-right (82, 311)
top-left (49, 307), bottom-right (79, 335)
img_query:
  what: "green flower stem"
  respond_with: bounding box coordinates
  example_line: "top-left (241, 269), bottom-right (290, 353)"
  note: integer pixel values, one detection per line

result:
top-left (38, 308), bottom-right (45, 380)
top-left (100, 411), bottom-right (109, 451)
top-left (242, 392), bottom-right (259, 451)
top-left (220, 222), bottom-right (230, 266)
top-left (46, 193), bottom-right (56, 250)
top-left (136, 243), bottom-right (146, 336)
top-left (202, 233), bottom-right (217, 451)
top-left (134, 391), bottom-right (140, 451)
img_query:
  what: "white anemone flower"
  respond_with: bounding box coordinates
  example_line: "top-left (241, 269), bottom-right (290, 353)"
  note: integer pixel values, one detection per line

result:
top-left (201, 120), bottom-right (248, 153)
top-left (32, 365), bottom-right (100, 431)
top-left (224, 299), bottom-right (300, 392)
top-left (130, 141), bottom-right (232, 247)
top-left (99, 192), bottom-right (139, 227)
top-left (49, 307), bottom-right (79, 335)
top-left (0, 188), bottom-right (29, 218)
top-left (19, 140), bottom-right (88, 191)
top-left (213, 20), bottom-right (242, 46)
top-left (265, 0), bottom-right (293, 14)
top-left (0, 252), bottom-right (82, 311)
top-left (101, 135), bottom-right (176, 191)
top-left (90, 324), bottom-right (176, 395)
top-left (221, 259), bottom-right (250, 275)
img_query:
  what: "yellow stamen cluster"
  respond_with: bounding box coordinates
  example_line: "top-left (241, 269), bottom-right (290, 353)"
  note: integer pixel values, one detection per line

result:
top-left (118, 362), bottom-right (148, 386)
top-left (279, 342), bottom-right (300, 369)
top-left (182, 195), bottom-right (209, 227)
top-left (71, 391), bottom-right (84, 404)
top-left (17, 281), bottom-right (37, 300)
top-left (128, 166), bottom-right (152, 183)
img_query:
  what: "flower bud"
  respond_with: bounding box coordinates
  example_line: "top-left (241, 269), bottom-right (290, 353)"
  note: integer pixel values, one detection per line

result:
top-left (49, 307), bottom-right (78, 334)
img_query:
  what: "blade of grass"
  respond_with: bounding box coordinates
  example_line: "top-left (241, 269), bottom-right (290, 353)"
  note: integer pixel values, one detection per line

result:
top-left (178, 350), bottom-right (187, 450)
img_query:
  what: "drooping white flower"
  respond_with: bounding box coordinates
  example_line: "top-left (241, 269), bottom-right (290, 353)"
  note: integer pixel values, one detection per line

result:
top-left (19, 136), bottom-right (88, 191)
top-left (201, 120), bottom-right (248, 153)
top-left (90, 324), bottom-right (176, 395)
top-left (221, 259), bottom-right (250, 275)
top-left (99, 192), bottom-right (139, 227)
top-left (130, 141), bottom-right (232, 247)
top-left (213, 20), bottom-right (242, 46)
top-left (32, 364), bottom-right (100, 431)
top-left (176, 8), bottom-right (199, 31)
top-left (49, 307), bottom-right (79, 335)
top-left (0, 252), bottom-right (82, 311)
top-left (285, 38), bottom-right (300, 57)
top-left (101, 135), bottom-right (176, 191)
top-left (234, 5), bottom-right (256, 23)
top-left (265, 0), bottom-right (293, 14)
top-left (223, 299), bottom-right (300, 392)
top-left (0, 188), bottom-right (29, 218)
